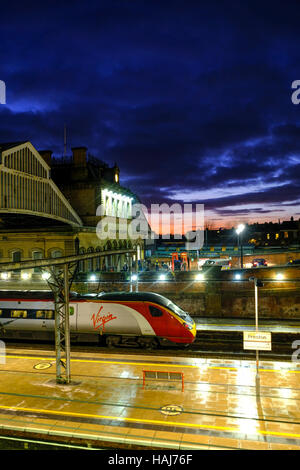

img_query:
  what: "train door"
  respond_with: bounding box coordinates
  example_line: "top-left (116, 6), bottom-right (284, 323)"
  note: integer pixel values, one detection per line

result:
top-left (69, 303), bottom-right (78, 332)
top-left (145, 302), bottom-right (169, 337)
top-left (41, 303), bottom-right (77, 333)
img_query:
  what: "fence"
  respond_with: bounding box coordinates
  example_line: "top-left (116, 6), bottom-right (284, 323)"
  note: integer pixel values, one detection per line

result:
top-left (142, 370), bottom-right (184, 391)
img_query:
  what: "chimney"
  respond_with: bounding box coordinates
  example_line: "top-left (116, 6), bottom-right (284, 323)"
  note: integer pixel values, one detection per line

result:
top-left (72, 147), bottom-right (87, 166)
top-left (39, 150), bottom-right (52, 166)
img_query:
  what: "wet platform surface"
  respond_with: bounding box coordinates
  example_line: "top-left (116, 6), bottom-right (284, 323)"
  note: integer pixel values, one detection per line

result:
top-left (194, 317), bottom-right (300, 333)
top-left (0, 347), bottom-right (300, 450)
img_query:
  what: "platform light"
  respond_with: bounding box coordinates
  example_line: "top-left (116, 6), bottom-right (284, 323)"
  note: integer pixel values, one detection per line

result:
top-left (41, 272), bottom-right (51, 281)
top-left (236, 223), bottom-right (245, 235)
top-left (276, 273), bottom-right (284, 280)
top-left (195, 273), bottom-right (205, 281)
top-left (21, 272), bottom-right (31, 280)
top-left (159, 274), bottom-right (166, 281)
top-left (0, 272), bottom-right (9, 280)
top-left (131, 274), bottom-right (138, 281)
top-left (89, 274), bottom-right (97, 282)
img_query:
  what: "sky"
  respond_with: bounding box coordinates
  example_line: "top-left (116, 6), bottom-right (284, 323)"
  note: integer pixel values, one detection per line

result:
top-left (1, 0), bottom-right (300, 230)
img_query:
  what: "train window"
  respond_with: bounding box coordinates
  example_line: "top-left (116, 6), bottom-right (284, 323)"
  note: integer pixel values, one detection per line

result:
top-left (149, 305), bottom-right (163, 317)
top-left (0, 310), bottom-right (9, 318)
top-left (11, 310), bottom-right (27, 318)
top-left (35, 310), bottom-right (54, 319)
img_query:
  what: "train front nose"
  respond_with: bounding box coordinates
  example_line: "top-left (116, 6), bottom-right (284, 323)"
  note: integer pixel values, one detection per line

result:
top-left (182, 319), bottom-right (196, 343)
top-left (190, 321), bottom-right (197, 342)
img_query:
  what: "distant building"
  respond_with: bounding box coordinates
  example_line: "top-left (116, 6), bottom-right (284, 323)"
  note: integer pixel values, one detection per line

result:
top-left (40, 146), bottom-right (137, 228)
top-left (247, 218), bottom-right (300, 247)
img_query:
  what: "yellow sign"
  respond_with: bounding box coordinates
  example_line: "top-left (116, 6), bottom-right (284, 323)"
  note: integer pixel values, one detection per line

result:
top-left (34, 362), bottom-right (52, 370)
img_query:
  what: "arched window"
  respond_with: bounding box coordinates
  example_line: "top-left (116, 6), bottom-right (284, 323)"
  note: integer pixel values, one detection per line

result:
top-left (12, 250), bottom-right (21, 274)
top-left (12, 250), bottom-right (21, 262)
top-left (32, 250), bottom-right (43, 273)
top-left (79, 247), bottom-right (85, 272)
top-left (51, 249), bottom-right (63, 258)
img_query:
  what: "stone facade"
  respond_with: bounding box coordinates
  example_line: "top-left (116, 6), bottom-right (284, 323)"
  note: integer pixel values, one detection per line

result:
top-left (0, 142), bottom-right (144, 274)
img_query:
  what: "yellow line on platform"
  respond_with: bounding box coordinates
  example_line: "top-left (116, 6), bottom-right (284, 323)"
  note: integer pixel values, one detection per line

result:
top-left (1, 354), bottom-right (300, 373)
top-left (0, 403), bottom-right (300, 440)
top-left (198, 324), bottom-right (300, 329)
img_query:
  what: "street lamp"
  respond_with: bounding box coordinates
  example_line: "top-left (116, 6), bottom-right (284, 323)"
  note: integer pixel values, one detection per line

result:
top-left (236, 223), bottom-right (245, 268)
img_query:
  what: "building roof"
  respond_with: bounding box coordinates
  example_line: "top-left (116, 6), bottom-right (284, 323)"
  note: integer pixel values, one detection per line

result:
top-left (0, 141), bottom-right (28, 152)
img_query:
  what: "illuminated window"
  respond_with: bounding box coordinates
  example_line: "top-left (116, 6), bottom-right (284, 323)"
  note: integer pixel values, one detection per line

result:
top-left (267, 233), bottom-right (270, 240)
top-left (101, 189), bottom-right (133, 219)
top-left (284, 232), bottom-right (289, 238)
top-left (115, 173), bottom-right (119, 183)
top-left (275, 233), bottom-right (279, 239)
top-left (11, 310), bottom-right (27, 318)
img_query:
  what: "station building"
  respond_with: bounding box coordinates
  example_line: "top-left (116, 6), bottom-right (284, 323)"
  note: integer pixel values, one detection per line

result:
top-left (0, 141), bottom-right (144, 281)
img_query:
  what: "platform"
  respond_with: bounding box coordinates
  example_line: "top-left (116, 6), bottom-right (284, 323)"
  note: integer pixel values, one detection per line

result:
top-left (195, 317), bottom-right (300, 333)
top-left (0, 347), bottom-right (300, 450)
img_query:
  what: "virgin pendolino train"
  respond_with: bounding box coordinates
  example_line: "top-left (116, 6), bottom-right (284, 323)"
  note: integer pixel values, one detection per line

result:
top-left (0, 291), bottom-right (196, 348)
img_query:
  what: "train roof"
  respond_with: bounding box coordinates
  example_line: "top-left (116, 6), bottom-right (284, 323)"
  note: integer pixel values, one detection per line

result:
top-left (0, 290), bottom-right (172, 308)
top-left (0, 290), bottom-right (55, 299)
top-left (95, 291), bottom-right (172, 307)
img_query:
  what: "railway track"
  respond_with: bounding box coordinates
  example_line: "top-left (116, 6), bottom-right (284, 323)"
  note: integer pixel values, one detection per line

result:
top-left (3, 330), bottom-right (299, 362)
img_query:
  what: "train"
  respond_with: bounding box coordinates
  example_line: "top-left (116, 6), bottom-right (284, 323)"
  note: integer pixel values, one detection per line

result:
top-left (0, 290), bottom-right (196, 348)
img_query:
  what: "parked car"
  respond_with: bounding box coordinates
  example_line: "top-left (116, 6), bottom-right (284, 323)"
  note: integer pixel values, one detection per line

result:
top-left (252, 258), bottom-right (268, 267)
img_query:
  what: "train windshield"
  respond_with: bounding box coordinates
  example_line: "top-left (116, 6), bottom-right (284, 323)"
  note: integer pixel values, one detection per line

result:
top-left (165, 300), bottom-right (191, 321)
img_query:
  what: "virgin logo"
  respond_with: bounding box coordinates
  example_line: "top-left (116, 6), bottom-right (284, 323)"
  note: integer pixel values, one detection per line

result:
top-left (91, 306), bottom-right (117, 332)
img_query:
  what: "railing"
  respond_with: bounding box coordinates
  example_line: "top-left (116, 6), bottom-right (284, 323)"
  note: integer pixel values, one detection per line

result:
top-left (142, 370), bottom-right (184, 392)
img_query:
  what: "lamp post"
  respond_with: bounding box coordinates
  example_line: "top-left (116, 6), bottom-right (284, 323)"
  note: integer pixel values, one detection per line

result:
top-left (236, 224), bottom-right (245, 269)
top-left (249, 277), bottom-right (264, 390)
